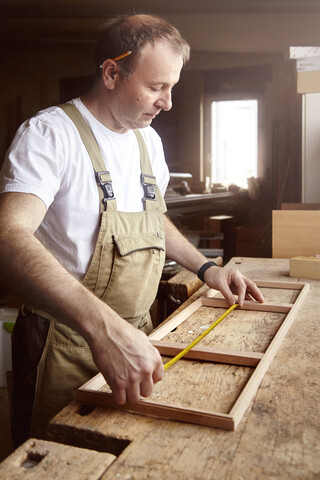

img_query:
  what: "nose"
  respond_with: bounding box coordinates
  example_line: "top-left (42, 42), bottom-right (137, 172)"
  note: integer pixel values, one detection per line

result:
top-left (155, 89), bottom-right (172, 111)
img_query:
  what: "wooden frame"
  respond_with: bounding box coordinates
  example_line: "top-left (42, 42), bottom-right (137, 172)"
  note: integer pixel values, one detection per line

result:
top-left (76, 280), bottom-right (309, 430)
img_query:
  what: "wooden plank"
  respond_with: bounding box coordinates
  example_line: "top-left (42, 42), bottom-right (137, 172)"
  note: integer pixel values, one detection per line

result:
top-left (75, 387), bottom-right (235, 430)
top-left (0, 438), bottom-right (115, 479)
top-left (281, 203), bottom-right (320, 210)
top-left (149, 297), bottom-right (204, 341)
top-left (255, 280), bottom-right (304, 290)
top-left (230, 281), bottom-right (310, 429)
top-left (290, 256), bottom-right (320, 280)
top-left (272, 210), bottom-right (320, 258)
top-left (201, 296), bottom-right (293, 313)
top-left (167, 269), bottom-right (203, 301)
top-left (150, 340), bottom-right (263, 366)
top-left (79, 372), bottom-right (105, 392)
top-left (166, 257), bottom-right (223, 304)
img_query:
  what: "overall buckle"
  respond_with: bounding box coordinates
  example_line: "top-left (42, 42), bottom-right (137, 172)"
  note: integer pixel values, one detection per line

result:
top-left (95, 171), bottom-right (115, 205)
top-left (141, 174), bottom-right (156, 201)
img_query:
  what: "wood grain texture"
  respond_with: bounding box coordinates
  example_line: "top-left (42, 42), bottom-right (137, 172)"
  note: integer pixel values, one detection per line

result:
top-left (0, 438), bottom-right (115, 479)
top-left (151, 340), bottom-right (263, 366)
top-left (272, 210), bottom-right (320, 258)
top-left (290, 255), bottom-right (320, 280)
top-left (48, 258), bottom-right (320, 480)
top-left (75, 279), bottom-right (309, 431)
top-left (166, 257), bottom-right (223, 302)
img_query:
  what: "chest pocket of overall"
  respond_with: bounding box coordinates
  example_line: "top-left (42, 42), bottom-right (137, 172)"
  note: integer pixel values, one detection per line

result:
top-left (93, 232), bottom-right (165, 320)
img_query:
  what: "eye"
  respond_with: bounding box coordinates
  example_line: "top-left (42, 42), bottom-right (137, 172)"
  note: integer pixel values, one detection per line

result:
top-left (150, 85), bottom-right (162, 92)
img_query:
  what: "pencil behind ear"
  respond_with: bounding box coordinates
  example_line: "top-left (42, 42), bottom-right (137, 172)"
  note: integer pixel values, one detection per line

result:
top-left (100, 59), bottom-right (120, 88)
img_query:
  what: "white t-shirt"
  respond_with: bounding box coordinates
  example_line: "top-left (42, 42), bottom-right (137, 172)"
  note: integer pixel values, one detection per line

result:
top-left (0, 98), bottom-right (170, 279)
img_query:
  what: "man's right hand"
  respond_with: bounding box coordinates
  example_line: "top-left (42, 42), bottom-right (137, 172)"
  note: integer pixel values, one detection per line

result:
top-left (87, 315), bottom-right (164, 405)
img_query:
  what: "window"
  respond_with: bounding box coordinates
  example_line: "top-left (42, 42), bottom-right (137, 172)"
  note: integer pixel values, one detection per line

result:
top-left (211, 99), bottom-right (258, 188)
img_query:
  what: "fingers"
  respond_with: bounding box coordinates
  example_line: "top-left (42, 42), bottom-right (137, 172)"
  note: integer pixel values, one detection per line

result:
top-left (128, 355), bottom-right (164, 402)
top-left (228, 275), bottom-right (264, 307)
top-left (126, 381), bottom-right (141, 404)
top-left (107, 343), bottom-right (164, 405)
top-left (206, 266), bottom-right (264, 307)
top-left (152, 360), bottom-right (164, 384)
top-left (111, 366), bottom-right (163, 405)
top-left (112, 386), bottom-right (127, 405)
top-left (217, 282), bottom-right (236, 307)
top-left (230, 275), bottom-right (264, 307)
top-left (246, 279), bottom-right (265, 303)
top-left (140, 375), bottom-right (155, 398)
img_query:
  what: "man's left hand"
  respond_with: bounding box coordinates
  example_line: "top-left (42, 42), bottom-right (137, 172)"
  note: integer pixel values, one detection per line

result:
top-left (203, 265), bottom-right (264, 307)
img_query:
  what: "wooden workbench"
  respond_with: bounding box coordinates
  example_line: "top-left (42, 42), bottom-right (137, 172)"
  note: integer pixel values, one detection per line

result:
top-left (46, 257), bottom-right (320, 479)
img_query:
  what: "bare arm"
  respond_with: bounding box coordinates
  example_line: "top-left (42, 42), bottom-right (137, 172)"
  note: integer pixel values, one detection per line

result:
top-left (164, 214), bottom-right (264, 306)
top-left (0, 192), bottom-right (164, 404)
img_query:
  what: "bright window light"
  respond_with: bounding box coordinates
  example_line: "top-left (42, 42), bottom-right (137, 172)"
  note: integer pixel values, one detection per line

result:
top-left (211, 99), bottom-right (258, 188)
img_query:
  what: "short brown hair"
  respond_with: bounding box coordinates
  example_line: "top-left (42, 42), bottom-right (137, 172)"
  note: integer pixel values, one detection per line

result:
top-left (94, 14), bottom-right (190, 78)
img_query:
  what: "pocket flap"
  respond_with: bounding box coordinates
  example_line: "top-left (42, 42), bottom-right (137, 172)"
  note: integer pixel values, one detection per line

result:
top-left (113, 233), bottom-right (165, 257)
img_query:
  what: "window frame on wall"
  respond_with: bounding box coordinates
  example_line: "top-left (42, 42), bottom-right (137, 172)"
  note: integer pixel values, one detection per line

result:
top-left (202, 64), bottom-right (272, 191)
top-left (203, 91), bottom-right (263, 189)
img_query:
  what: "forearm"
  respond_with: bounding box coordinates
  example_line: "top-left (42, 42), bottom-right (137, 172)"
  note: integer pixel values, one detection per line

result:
top-left (0, 223), bottom-right (118, 343)
top-left (163, 214), bottom-right (264, 306)
top-left (0, 224), bottom-right (165, 404)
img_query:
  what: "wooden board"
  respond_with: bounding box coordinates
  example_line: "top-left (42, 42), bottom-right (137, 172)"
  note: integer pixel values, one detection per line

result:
top-left (272, 210), bottom-right (320, 258)
top-left (48, 258), bottom-right (320, 480)
top-left (76, 280), bottom-right (309, 431)
top-left (281, 203), bottom-right (320, 210)
top-left (0, 438), bottom-right (115, 479)
top-left (290, 255), bottom-right (320, 280)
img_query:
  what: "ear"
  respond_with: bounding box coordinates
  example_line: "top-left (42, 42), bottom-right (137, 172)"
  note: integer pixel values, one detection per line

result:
top-left (100, 59), bottom-right (121, 90)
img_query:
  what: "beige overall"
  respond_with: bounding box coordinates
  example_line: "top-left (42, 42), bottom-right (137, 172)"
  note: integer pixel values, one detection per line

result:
top-left (29, 104), bottom-right (166, 438)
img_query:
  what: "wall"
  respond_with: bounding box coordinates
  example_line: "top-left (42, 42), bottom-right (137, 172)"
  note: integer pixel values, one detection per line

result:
top-left (1, 9), bottom-right (320, 208)
top-left (302, 93), bottom-right (320, 203)
top-left (0, 43), bottom-right (95, 161)
top-left (165, 12), bottom-right (320, 54)
top-left (154, 51), bottom-right (302, 209)
top-left (159, 10), bottom-right (320, 206)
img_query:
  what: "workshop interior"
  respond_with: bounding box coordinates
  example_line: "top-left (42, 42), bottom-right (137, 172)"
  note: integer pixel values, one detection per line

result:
top-left (0, 1), bottom-right (319, 478)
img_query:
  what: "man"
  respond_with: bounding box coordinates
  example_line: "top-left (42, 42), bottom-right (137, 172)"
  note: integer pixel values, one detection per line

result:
top-left (0, 14), bottom-right (264, 446)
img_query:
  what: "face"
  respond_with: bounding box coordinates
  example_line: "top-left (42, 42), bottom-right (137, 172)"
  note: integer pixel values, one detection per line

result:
top-left (105, 40), bottom-right (184, 133)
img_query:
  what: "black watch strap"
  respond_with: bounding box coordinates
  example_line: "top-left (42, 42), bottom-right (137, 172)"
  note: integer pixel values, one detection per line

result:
top-left (197, 261), bottom-right (219, 282)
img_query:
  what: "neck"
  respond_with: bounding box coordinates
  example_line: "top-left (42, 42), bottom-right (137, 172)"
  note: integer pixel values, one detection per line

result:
top-left (80, 83), bottom-right (128, 134)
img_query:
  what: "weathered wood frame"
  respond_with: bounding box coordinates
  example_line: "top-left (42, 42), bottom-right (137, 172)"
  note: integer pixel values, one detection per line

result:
top-left (76, 280), bottom-right (309, 430)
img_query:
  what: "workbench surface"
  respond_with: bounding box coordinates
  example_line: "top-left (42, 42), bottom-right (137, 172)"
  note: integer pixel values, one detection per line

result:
top-left (48, 257), bottom-right (320, 480)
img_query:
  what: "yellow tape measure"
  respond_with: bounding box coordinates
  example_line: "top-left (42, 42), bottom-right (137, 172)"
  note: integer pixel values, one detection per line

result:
top-left (163, 303), bottom-right (239, 371)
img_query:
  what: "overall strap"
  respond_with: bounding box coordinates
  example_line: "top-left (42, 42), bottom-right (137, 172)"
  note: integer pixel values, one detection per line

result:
top-left (133, 129), bottom-right (165, 212)
top-left (59, 103), bottom-right (117, 213)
